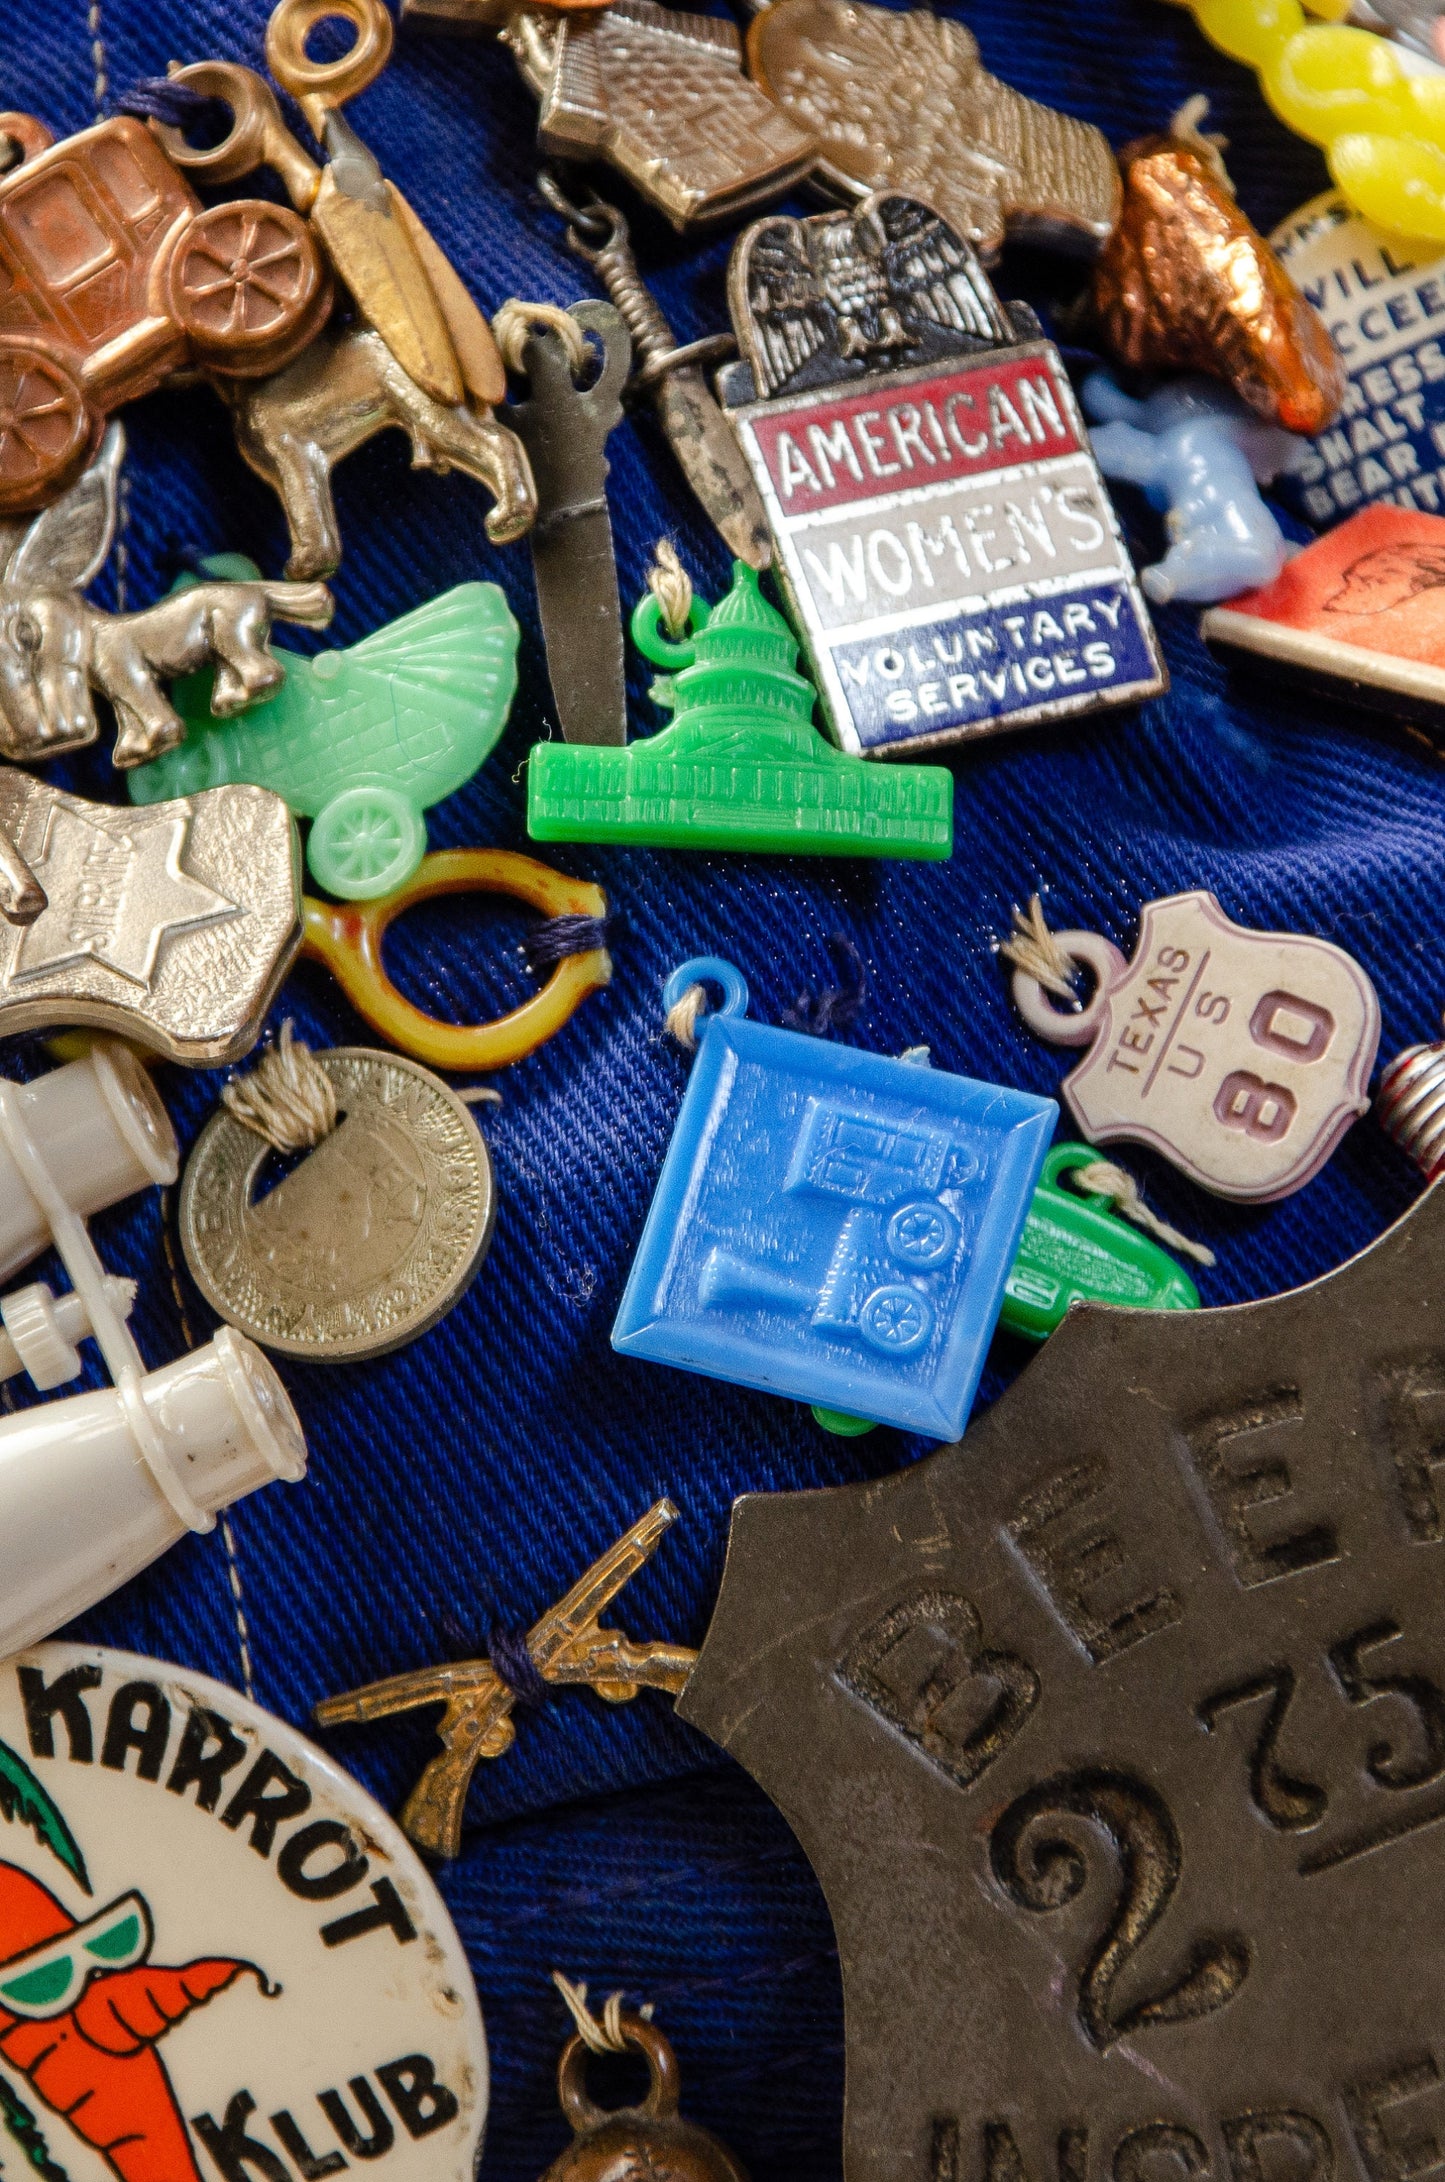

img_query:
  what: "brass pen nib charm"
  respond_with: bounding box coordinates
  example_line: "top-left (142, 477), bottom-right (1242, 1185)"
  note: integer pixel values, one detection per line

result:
top-left (1091, 99), bottom-right (1346, 435)
top-left (746, 0), bottom-right (1121, 264)
top-left (314, 1500), bottom-right (697, 1856)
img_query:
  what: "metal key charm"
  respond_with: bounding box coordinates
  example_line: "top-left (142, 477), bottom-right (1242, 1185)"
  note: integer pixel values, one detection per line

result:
top-left (506, 300), bottom-right (631, 745)
top-left (541, 173), bottom-right (771, 569)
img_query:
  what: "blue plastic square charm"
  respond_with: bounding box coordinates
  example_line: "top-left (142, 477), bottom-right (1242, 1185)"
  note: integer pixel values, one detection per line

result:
top-left (613, 959), bottom-right (1057, 1437)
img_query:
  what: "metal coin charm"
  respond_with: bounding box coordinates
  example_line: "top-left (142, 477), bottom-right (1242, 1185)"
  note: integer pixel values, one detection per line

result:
top-left (680, 1181), bottom-right (1445, 2178)
top-left (180, 1047), bottom-right (495, 1360)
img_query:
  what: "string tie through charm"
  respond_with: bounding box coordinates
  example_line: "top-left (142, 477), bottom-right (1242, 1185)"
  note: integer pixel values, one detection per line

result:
top-left (492, 300), bottom-right (591, 379)
top-left (486, 1625), bottom-right (550, 1709)
top-left (522, 913), bottom-right (611, 975)
top-left (1068, 1158), bottom-right (1216, 1267)
top-left (1000, 896), bottom-right (1083, 1005)
top-left (222, 1022), bottom-right (338, 1153)
top-left (782, 935), bottom-right (866, 1037)
top-left (647, 541), bottom-right (693, 641)
top-left (551, 1972), bottom-right (652, 2053)
top-left (665, 984), bottom-right (709, 1051)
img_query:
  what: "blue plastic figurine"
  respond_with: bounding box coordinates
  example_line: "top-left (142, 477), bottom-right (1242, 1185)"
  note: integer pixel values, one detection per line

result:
top-left (1083, 373), bottom-right (1307, 606)
top-left (612, 958), bottom-right (1057, 1438)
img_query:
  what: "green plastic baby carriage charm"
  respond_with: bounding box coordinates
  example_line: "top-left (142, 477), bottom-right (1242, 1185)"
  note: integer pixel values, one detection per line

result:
top-left (130, 568), bottom-right (520, 900)
top-left (527, 551), bottom-right (952, 858)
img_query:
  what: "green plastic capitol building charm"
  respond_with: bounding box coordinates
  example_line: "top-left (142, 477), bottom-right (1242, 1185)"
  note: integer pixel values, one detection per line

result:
top-left (526, 563), bottom-right (953, 858)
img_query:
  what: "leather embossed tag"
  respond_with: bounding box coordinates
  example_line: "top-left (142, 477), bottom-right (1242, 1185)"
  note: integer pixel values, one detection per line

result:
top-left (682, 1184), bottom-right (1445, 2179)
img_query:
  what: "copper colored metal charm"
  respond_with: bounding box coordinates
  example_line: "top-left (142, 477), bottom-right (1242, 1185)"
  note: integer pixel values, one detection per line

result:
top-left (540, 2019), bottom-right (747, 2182)
top-left (746, 0), bottom-right (1121, 265)
top-left (1091, 121), bottom-right (1346, 436)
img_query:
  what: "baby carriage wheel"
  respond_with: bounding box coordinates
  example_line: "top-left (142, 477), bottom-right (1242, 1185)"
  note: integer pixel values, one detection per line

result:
top-left (308, 785), bottom-right (427, 900)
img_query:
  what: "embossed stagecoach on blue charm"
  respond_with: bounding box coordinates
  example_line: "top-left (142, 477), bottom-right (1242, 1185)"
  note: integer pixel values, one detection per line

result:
top-left (612, 959), bottom-right (1056, 1438)
top-left (715, 192), bottom-right (1168, 756)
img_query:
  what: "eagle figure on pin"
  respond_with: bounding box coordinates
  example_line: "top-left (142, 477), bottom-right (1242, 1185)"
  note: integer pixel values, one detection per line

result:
top-left (718, 193), bottom-right (1168, 757)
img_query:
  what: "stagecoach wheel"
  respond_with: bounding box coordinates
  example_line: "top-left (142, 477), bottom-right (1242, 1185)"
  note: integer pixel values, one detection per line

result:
top-left (857, 1284), bottom-right (933, 1356)
top-left (886, 1200), bottom-right (959, 1269)
top-left (308, 787), bottom-right (427, 902)
top-left (0, 343), bottom-right (95, 516)
top-left (169, 201), bottom-right (332, 378)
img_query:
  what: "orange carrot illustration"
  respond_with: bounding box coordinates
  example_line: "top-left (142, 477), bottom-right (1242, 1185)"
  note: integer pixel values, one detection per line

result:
top-left (0, 1863), bottom-right (268, 2182)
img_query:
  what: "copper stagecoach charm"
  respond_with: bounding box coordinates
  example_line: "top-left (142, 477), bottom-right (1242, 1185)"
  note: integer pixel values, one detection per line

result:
top-left (0, 112), bottom-right (330, 513)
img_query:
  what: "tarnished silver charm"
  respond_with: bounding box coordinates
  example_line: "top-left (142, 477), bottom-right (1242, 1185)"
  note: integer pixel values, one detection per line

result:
top-left (719, 192), bottom-right (1168, 756)
top-left (0, 775), bottom-right (300, 1064)
top-left (180, 1045), bottom-right (495, 1360)
top-left (506, 300), bottom-right (631, 746)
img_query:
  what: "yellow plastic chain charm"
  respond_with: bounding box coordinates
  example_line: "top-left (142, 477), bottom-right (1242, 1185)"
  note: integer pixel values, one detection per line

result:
top-left (1171, 0), bottom-right (1445, 242)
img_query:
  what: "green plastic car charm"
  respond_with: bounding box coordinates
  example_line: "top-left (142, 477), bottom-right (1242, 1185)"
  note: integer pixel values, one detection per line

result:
top-left (526, 561), bottom-right (953, 858)
top-left (812, 1140), bottom-right (1200, 1435)
top-left (1000, 1141), bottom-right (1201, 1341)
top-left (129, 566), bottom-right (520, 900)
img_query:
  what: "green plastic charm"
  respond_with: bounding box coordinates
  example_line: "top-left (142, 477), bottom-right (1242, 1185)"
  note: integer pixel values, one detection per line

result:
top-left (999, 1142), bottom-right (1200, 1342)
top-left (129, 567), bottom-right (520, 900)
top-left (812, 1140), bottom-right (1199, 1434)
top-left (526, 562), bottom-right (953, 858)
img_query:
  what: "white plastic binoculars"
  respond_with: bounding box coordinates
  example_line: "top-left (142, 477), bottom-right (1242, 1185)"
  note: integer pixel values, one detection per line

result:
top-left (0, 1044), bottom-right (308, 1658)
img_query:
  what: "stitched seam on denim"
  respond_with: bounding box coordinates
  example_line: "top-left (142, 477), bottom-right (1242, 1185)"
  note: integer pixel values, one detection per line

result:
top-left (88, 0), bottom-right (106, 116)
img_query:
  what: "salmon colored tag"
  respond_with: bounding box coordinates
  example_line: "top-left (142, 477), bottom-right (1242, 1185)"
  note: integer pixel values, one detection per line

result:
top-left (1012, 891), bottom-right (1380, 1202)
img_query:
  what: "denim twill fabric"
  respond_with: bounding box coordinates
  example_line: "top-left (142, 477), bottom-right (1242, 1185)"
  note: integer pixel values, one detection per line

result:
top-left (0, 0), bottom-right (1436, 2174)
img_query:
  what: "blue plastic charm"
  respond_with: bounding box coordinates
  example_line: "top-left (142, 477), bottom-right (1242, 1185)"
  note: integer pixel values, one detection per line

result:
top-left (612, 958), bottom-right (1057, 1438)
top-left (1084, 373), bottom-right (1308, 605)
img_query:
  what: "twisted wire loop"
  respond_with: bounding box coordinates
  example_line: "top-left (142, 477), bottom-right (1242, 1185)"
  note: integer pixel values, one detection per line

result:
top-left (1377, 1036), bottom-right (1445, 1179)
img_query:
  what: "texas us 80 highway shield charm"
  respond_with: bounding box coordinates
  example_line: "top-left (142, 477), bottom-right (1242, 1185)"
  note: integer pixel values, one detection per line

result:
top-left (0, 1644), bottom-right (486, 2182)
top-left (718, 192), bottom-right (1167, 755)
top-left (680, 1183), bottom-right (1445, 2182)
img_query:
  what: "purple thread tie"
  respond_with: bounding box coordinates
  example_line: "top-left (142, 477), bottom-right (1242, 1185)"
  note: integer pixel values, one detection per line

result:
top-left (782, 934), bottom-right (867, 1037)
top-left (488, 1626), bottom-right (549, 1709)
top-left (522, 914), bottom-right (610, 977)
top-left (116, 78), bottom-right (234, 136)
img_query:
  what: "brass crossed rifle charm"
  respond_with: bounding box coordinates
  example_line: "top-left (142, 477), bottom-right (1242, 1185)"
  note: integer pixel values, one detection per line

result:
top-left (314, 1500), bottom-right (697, 1856)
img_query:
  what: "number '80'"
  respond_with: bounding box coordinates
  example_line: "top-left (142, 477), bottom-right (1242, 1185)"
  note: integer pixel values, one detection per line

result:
top-left (1213, 991), bottom-right (1336, 1144)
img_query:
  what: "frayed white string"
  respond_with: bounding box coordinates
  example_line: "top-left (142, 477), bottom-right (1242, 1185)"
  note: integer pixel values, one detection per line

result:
top-left (999, 896), bottom-right (1081, 1003)
top-left (1070, 1157), bottom-right (1216, 1267)
top-left (222, 1022), bottom-right (336, 1153)
top-left (552, 1972), bottom-right (652, 2052)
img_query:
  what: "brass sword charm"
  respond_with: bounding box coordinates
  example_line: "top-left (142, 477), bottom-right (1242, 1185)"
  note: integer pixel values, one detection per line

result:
top-left (541, 173), bottom-right (772, 569)
top-left (313, 1499), bottom-right (697, 1856)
